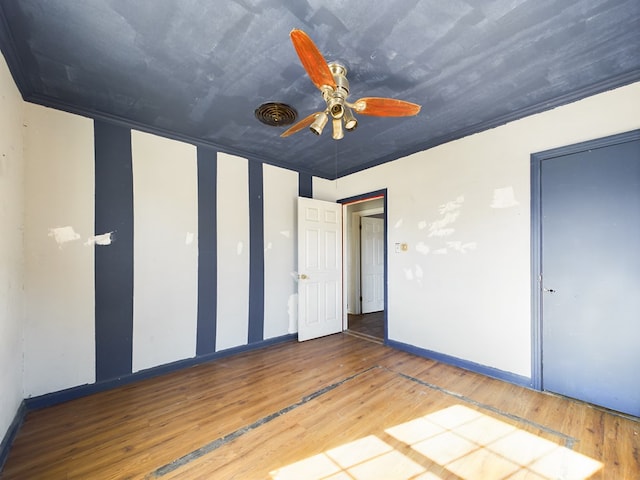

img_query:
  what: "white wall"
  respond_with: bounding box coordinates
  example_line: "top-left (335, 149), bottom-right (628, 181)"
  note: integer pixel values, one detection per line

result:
top-left (0, 54), bottom-right (25, 441)
top-left (131, 131), bottom-right (199, 372)
top-left (23, 104), bottom-right (95, 397)
top-left (263, 164), bottom-right (298, 337)
top-left (315, 82), bottom-right (640, 378)
top-left (216, 152), bottom-right (250, 350)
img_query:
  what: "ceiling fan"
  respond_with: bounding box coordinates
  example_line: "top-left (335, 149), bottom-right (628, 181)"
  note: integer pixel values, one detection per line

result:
top-left (281, 29), bottom-right (421, 140)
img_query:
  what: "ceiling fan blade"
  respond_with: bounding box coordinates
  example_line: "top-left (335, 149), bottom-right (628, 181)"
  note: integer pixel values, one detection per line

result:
top-left (351, 97), bottom-right (421, 117)
top-left (290, 29), bottom-right (336, 91)
top-left (280, 112), bottom-right (322, 137)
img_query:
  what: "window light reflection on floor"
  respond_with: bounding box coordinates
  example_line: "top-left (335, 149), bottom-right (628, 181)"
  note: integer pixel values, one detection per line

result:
top-left (269, 404), bottom-right (603, 480)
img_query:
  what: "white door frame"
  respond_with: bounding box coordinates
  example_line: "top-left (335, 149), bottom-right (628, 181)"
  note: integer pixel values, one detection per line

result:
top-left (340, 194), bottom-right (386, 333)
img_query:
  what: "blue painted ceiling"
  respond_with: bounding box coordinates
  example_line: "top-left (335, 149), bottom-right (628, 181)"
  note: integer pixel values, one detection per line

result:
top-left (1, 0), bottom-right (639, 179)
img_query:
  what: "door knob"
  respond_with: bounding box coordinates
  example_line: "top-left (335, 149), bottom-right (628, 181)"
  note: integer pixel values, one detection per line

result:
top-left (299, 274), bottom-right (308, 280)
top-left (543, 287), bottom-right (556, 293)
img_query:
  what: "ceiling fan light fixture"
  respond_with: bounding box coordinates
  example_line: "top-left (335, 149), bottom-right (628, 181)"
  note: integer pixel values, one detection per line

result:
top-left (310, 111), bottom-right (328, 135)
top-left (343, 107), bottom-right (358, 131)
top-left (332, 118), bottom-right (344, 140)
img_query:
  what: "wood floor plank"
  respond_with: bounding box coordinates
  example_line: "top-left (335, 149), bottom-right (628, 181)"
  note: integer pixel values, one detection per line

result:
top-left (2, 334), bottom-right (638, 479)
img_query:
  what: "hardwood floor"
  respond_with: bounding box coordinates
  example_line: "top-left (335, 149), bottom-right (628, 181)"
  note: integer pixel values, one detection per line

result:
top-left (348, 311), bottom-right (385, 341)
top-left (2, 334), bottom-right (638, 479)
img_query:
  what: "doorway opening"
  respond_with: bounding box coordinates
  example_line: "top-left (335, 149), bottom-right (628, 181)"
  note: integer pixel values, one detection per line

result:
top-left (341, 191), bottom-right (387, 343)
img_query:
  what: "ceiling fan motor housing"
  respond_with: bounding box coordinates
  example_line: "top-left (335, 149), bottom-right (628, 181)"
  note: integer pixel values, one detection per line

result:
top-left (326, 63), bottom-right (349, 119)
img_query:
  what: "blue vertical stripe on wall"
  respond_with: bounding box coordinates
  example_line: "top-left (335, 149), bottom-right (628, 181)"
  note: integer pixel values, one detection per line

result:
top-left (196, 147), bottom-right (218, 355)
top-left (248, 161), bottom-right (265, 343)
top-left (298, 172), bottom-right (313, 198)
top-left (94, 120), bottom-right (134, 381)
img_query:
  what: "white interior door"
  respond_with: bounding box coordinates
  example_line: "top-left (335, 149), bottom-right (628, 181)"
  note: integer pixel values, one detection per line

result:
top-left (361, 216), bottom-right (384, 313)
top-left (297, 197), bottom-right (342, 341)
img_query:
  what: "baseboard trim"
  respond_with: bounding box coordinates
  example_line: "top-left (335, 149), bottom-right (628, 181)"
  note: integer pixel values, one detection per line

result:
top-left (24, 334), bottom-right (297, 411)
top-left (386, 339), bottom-right (532, 388)
top-left (0, 401), bottom-right (26, 472)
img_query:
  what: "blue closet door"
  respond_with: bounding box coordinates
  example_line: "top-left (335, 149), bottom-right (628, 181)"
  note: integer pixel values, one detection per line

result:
top-left (541, 137), bottom-right (640, 417)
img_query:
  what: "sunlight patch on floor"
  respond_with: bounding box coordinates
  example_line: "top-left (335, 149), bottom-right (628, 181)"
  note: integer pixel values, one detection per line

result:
top-left (270, 404), bottom-right (602, 480)
top-left (387, 405), bottom-right (602, 479)
top-left (270, 435), bottom-right (426, 480)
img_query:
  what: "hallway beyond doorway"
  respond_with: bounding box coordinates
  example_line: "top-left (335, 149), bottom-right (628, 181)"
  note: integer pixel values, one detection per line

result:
top-left (347, 312), bottom-right (384, 343)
